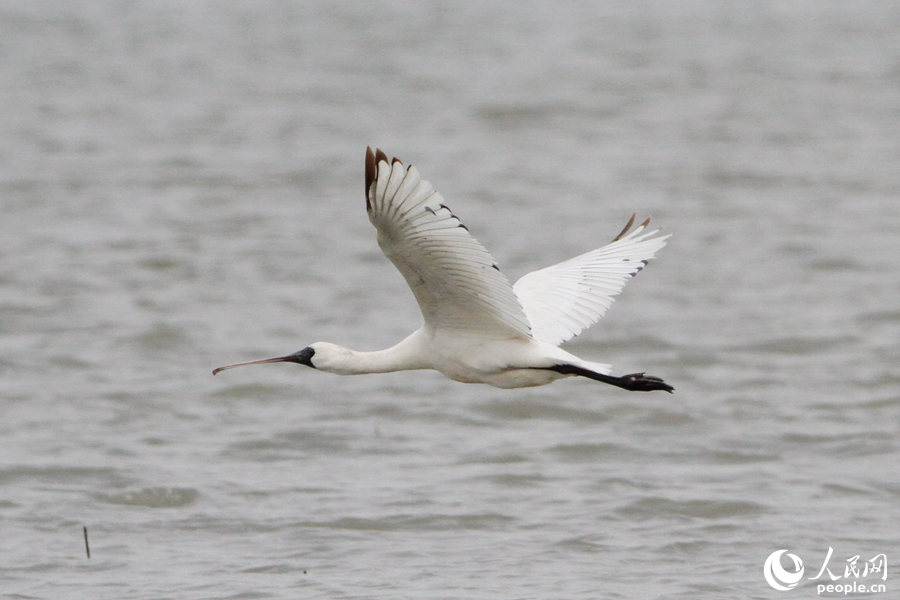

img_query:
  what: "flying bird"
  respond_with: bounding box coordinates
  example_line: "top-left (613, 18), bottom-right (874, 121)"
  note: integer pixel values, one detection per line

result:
top-left (213, 148), bottom-right (673, 392)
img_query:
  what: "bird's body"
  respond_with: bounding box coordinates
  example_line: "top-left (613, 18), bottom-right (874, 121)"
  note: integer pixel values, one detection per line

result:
top-left (308, 331), bottom-right (593, 389)
top-left (214, 148), bottom-right (673, 393)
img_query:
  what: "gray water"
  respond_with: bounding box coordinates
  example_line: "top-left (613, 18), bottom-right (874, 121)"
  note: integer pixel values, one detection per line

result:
top-left (1, 2), bottom-right (899, 598)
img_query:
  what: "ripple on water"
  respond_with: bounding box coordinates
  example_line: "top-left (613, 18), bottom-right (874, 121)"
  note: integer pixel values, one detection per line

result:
top-left (458, 452), bottom-right (532, 465)
top-left (240, 563), bottom-right (299, 575)
top-left (616, 497), bottom-right (768, 521)
top-left (654, 539), bottom-right (714, 556)
top-left (474, 398), bottom-right (628, 422)
top-left (553, 536), bottom-right (614, 554)
top-left (731, 335), bottom-right (858, 355)
top-left (94, 487), bottom-right (198, 508)
top-left (211, 383), bottom-right (288, 400)
top-left (781, 431), bottom-right (896, 458)
top-left (820, 482), bottom-right (874, 497)
top-left (857, 310), bottom-right (900, 324)
top-left (223, 430), bottom-right (351, 462)
top-left (474, 473), bottom-right (552, 488)
top-left (549, 442), bottom-right (639, 463)
top-left (707, 449), bottom-right (780, 464)
top-left (309, 513), bottom-right (516, 532)
top-left (0, 466), bottom-right (127, 487)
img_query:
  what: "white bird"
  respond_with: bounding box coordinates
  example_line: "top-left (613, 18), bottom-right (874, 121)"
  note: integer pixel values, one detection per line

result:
top-left (214, 148), bottom-right (673, 392)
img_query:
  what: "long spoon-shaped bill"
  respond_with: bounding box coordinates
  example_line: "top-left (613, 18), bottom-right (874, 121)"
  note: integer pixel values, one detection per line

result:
top-left (212, 347), bottom-right (315, 375)
top-left (213, 355), bottom-right (296, 375)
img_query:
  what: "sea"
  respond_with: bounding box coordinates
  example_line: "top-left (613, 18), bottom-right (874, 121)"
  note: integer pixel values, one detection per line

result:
top-left (1, 1), bottom-right (898, 598)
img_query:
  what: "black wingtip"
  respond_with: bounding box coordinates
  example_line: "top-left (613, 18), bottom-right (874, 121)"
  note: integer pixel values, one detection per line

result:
top-left (611, 213), bottom-right (637, 242)
top-left (365, 147), bottom-right (376, 209)
top-left (365, 148), bottom-right (406, 211)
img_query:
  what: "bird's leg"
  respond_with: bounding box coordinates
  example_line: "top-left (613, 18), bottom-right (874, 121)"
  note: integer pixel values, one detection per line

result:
top-left (538, 365), bottom-right (674, 393)
top-left (582, 370), bottom-right (674, 393)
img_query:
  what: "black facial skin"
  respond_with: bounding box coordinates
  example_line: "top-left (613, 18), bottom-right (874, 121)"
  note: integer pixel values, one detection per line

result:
top-left (286, 346), bottom-right (316, 368)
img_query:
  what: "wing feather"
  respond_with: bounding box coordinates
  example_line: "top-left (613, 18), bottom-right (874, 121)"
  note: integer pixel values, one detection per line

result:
top-left (513, 214), bottom-right (669, 346)
top-left (365, 148), bottom-right (532, 339)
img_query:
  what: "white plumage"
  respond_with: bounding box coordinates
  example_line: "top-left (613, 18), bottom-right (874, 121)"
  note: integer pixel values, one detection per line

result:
top-left (514, 215), bottom-right (667, 347)
top-left (214, 148), bottom-right (673, 393)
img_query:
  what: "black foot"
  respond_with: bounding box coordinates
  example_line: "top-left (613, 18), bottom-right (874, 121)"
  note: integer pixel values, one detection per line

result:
top-left (619, 372), bottom-right (674, 393)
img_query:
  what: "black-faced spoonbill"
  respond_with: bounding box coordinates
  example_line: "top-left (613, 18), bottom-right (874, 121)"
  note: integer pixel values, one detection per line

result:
top-left (214, 148), bottom-right (673, 392)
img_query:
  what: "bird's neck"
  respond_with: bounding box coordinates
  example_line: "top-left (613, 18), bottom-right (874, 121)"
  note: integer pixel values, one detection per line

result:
top-left (320, 330), bottom-right (431, 375)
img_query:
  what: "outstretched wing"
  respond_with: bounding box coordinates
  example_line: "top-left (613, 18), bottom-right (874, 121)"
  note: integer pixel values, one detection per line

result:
top-left (512, 214), bottom-right (669, 347)
top-left (365, 148), bottom-right (532, 340)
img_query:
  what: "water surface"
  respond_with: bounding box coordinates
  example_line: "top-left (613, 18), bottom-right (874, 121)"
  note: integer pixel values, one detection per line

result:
top-left (1, 2), bottom-right (899, 598)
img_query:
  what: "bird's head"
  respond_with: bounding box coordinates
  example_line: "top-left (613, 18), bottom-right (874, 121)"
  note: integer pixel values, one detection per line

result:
top-left (212, 342), bottom-right (361, 376)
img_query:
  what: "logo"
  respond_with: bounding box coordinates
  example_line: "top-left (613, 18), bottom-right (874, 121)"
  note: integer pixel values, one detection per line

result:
top-left (763, 548), bottom-right (887, 594)
top-left (765, 550), bottom-right (805, 590)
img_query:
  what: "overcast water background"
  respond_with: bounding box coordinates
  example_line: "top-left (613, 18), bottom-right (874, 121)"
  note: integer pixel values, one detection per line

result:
top-left (2, 2), bottom-right (899, 599)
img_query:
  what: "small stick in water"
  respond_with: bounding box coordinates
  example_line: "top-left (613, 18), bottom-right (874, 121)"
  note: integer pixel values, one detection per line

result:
top-left (83, 525), bottom-right (90, 559)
